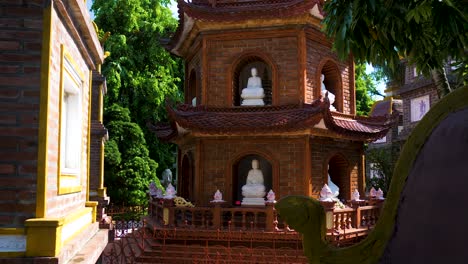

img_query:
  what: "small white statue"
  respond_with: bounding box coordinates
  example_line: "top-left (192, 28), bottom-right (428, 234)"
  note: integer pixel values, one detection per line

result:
top-left (376, 188), bottom-right (385, 199)
top-left (149, 181), bottom-right (158, 197)
top-left (352, 189), bottom-right (362, 201)
top-left (370, 187), bottom-right (377, 198)
top-left (319, 184), bottom-right (334, 202)
top-left (241, 68), bottom-right (265, 106)
top-left (163, 183), bottom-right (176, 199)
top-left (266, 189), bottom-right (276, 203)
top-left (191, 97), bottom-right (197, 106)
top-left (155, 188), bottom-right (163, 198)
top-left (211, 189), bottom-right (224, 202)
top-left (320, 74), bottom-right (336, 111)
top-left (241, 159), bottom-right (266, 198)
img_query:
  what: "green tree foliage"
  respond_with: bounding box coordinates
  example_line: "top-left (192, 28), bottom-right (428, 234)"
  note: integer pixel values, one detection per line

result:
top-left (323, 0), bottom-right (467, 97)
top-left (366, 147), bottom-right (394, 194)
top-left (104, 104), bottom-right (163, 206)
top-left (354, 63), bottom-right (383, 116)
top-left (92, 0), bottom-right (183, 205)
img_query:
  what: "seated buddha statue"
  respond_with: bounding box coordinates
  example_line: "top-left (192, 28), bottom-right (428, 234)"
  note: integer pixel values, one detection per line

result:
top-left (320, 74), bottom-right (336, 111)
top-left (241, 159), bottom-right (266, 198)
top-left (241, 67), bottom-right (265, 106)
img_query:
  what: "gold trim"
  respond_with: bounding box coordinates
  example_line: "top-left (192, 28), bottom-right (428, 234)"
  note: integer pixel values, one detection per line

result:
top-left (87, 70), bottom-right (92, 201)
top-left (57, 44), bottom-right (84, 195)
top-left (36, 3), bottom-right (53, 218)
top-left (0, 228), bottom-right (25, 235)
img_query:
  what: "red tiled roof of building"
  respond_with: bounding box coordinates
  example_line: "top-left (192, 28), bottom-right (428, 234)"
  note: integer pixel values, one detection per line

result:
top-left (180, 0), bottom-right (323, 22)
top-left (149, 97), bottom-right (398, 142)
top-left (167, 0), bottom-right (324, 54)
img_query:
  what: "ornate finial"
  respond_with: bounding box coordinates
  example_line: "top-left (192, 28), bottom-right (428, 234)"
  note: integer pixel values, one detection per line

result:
top-left (149, 181), bottom-right (158, 197)
top-left (211, 189), bottom-right (224, 202)
top-left (352, 189), bottom-right (361, 201)
top-left (319, 184), bottom-right (334, 201)
top-left (266, 189), bottom-right (276, 203)
top-left (376, 188), bottom-right (385, 200)
top-left (163, 183), bottom-right (176, 199)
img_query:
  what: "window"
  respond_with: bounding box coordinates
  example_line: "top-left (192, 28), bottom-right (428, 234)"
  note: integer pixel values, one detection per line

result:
top-left (58, 45), bottom-right (83, 194)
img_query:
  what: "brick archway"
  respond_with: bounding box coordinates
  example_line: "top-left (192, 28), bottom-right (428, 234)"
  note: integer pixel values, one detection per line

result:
top-left (317, 58), bottom-right (343, 112)
top-left (226, 150), bottom-right (280, 205)
top-left (227, 50), bottom-right (278, 106)
top-left (323, 153), bottom-right (350, 201)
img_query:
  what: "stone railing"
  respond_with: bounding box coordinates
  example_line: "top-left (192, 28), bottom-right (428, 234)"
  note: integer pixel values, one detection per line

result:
top-left (149, 198), bottom-right (291, 232)
top-left (322, 199), bottom-right (385, 234)
top-left (149, 197), bottom-right (384, 235)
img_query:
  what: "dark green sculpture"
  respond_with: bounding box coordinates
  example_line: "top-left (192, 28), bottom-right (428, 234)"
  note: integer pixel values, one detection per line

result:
top-left (276, 85), bottom-right (468, 264)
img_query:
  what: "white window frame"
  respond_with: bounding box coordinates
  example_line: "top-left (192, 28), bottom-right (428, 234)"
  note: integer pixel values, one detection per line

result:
top-left (58, 45), bottom-right (83, 194)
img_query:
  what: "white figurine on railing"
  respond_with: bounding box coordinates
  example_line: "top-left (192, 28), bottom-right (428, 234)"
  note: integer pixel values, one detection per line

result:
top-left (319, 184), bottom-right (334, 202)
top-left (376, 188), bottom-right (385, 200)
top-left (163, 183), bottom-right (176, 199)
top-left (211, 189), bottom-right (225, 202)
top-left (155, 188), bottom-right (163, 198)
top-left (265, 189), bottom-right (276, 203)
top-left (352, 189), bottom-right (362, 201)
top-left (369, 187), bottom-right (377, 198)
top-left (149, 181), bottom-right (158, 197)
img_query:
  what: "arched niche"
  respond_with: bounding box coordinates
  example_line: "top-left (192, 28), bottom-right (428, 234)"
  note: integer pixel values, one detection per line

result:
top-left (232, 154), bottom-right (272, 204)
top-left (318, 59), bottom-right (343, 112)
top-left (186, 69), bottom-right (198, 105)
top-left (324, 153), bottom-right (350, 201)
top-left (229, 52), bottom-right (277, 107)
top-left (179, 152), bottom-right (195, 202)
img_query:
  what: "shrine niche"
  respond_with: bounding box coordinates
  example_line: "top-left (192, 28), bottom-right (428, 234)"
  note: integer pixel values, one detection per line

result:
top-left (319, 59), bottom-right (343, 112)
top-left (325, 153), bottom-right (350, 201)
top-left (232, 154), bottom-right (272, 205)
top-left (232, 54), bottom-right (273, 106)
top-left (186, 69), bottom-right (199, 105)
top-left (178, 152), bottom-right (195, 202)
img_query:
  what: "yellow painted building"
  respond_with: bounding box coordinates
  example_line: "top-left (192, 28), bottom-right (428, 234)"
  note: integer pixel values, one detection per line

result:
top-left (0, 0), bottom-right (108, 263)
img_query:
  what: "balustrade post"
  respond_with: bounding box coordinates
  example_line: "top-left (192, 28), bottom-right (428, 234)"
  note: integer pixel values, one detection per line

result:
top-left (320, 201), bottom-right (336, 233)
top-left (211, 202), bottom-right (224, 229)
top-left (265, 203), bottom-right (275, 231)
top-left (161, 198), bottom-right (175, 226)
top-left (351, 201), bottom-right (363, 228)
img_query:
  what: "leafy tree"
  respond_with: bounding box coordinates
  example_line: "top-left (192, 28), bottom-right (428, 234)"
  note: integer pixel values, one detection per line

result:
top-left (104, 104), bottom-right (163, 206)
top-left (323, 0), bottom-right (468, 98)
top-left (92, 0), bottom-right (183, 203)
top-left (354, 63), bottom-right (383, 116)
top-left (366, 147), bottom-right (394, 194)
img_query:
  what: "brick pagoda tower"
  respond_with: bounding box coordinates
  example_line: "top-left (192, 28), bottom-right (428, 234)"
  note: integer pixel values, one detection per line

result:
top-left (151, 0), bottom-right (397, 206)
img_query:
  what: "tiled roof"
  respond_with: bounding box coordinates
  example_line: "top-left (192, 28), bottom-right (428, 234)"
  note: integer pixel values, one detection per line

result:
top-left (149, 97), bottom-right (398, 142)
top-left (167, 0), bottom-right (324, 54)
top-left (180, 0), bottom-right (323, 22)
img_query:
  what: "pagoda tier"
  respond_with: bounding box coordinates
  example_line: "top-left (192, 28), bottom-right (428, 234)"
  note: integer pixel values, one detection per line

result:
top-left (149, 97), bottom-right (398, 142)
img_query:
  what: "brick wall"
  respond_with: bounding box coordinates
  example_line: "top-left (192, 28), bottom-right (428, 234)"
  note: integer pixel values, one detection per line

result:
top-left (45, 8), bottom-right (91, 218)
top-left (195, 136), bottom-right (307, 205)
top-left (204, 30), bottom-right (300, 106)
top-left (0, 1), bottom-right (46, 227)
top-left (399, 84), bottom-right (439, 139)
top-left (310, 137), bottom-right (363, 200)
top-left (180, 135), bottom-right (364, 205)
top-left (305, 29), bottom-right (353, 114)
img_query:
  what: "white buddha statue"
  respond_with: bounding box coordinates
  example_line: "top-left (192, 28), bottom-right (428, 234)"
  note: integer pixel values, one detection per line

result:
top-left (241, 159), bottom-right (266, 206)
top-left (320, 74), bottom-right (336, 111)
top-left (241, 68), bottom-right (265, 106)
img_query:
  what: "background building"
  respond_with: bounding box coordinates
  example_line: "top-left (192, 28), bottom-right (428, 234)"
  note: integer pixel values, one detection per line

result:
top-left (0, 0), bottom-right (108, 263)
